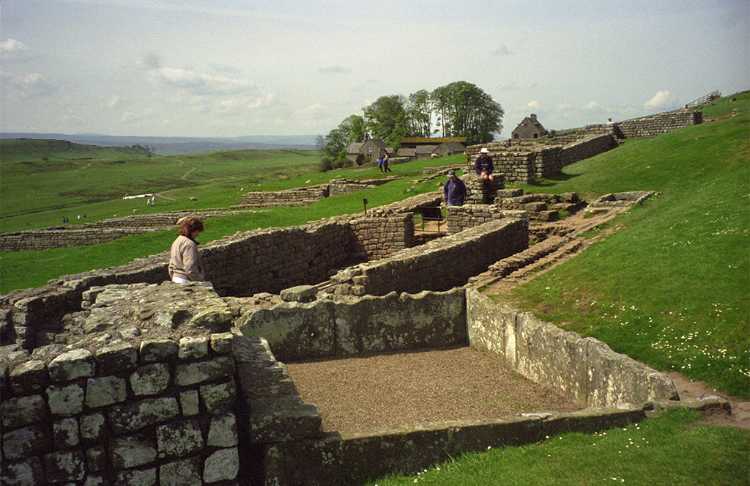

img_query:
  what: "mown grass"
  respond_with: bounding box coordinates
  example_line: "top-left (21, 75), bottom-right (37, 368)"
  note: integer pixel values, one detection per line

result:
top-left (0, 156), bottom-right (460, 293)
top-left (371, 409), bottom-right (750, 486)
top-left (505, 92), bottom-right (750, 397)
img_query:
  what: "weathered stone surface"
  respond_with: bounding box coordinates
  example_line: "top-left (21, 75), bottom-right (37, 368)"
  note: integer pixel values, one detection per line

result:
top-left (203, 447), bottom-right (239, 483)
top-left (85, 376), bottom-right (127, 408)
top-left (10, 359), bottom-right (48, 394)
top-left (207, 412), bottom-right (238, 447)
top-left (48, 349), bottom-right (94, 382)
top-left (156, 420), bottom-right (204, 458)
top-left (188, 307), bottom-right (233, 332)
top-left (86, 446), bottom-right (107, 473)
top-left (111, 437), bottom-right (157, 470)
top-left (114, 467), bottom-right (156, 486)
top-left (280, 285), bottom-right (317, 303)
top-left (160, 457), bottom-right (202, 486)
top-left (0, 394), bottom-right (47, 428)
top-left (129, 363), bottom-right (170, 396)
top-left (83, 474), bottom-right (106, 486)
top-left (2, 425), bottom-right (51, 459)
top-left (80, 413), bottom-right (106, 441)
top-left (43, 450), bottom-right (85, 483)
top-left (210, 332), bottom-right (234, 354)
top-left (4, 457), bottom-right (45, 486)
top-left (95, 341), bottom-right (137, 374)
top-left (47, 383), bottom-right (85, 416)
top-left (53, 417), bottom-right (80, 448)
top-left (200, 380), bottom-right (236, 413)
top-left (139, 339), bottom-right (178, 363)
top-left (109, 397), bottom-right (180, 434)
top-left (180, 390), bottom-right (200, 416)
top-left (175, 356), bottom-right (233, 386)
top-left (250, 396), bottom-right (321, 443)
top-left (178, 336), bottom-right (209, 360)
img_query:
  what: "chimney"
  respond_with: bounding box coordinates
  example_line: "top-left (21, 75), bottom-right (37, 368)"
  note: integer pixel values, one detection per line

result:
top-left (530, 114), bottom-right (537, 120)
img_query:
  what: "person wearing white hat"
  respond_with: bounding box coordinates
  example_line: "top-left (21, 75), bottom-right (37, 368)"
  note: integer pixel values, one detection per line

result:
top-left (474, 147), bottom-right (495, 182)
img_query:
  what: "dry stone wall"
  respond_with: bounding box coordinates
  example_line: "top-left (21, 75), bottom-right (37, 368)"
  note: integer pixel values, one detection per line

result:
top-left (466, 290), bottom-right (679, 408)
top-left (349, 214), bottom-right (414, 260)
top-left (559, 134), bottom-right (618, 166)
top-left (328, 218), bottom-right (528, 296)
top-left (615, 110), bottom-right (702, 138)
top-left (238, 186), bottom-right (329, 208)
top-left (0, 333), bottom-right (241, 485)
top-left (0, 228), bottom-right (163, 251)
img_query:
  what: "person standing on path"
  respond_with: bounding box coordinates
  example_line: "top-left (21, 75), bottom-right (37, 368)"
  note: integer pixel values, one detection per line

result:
top-left (382, 152), bottom-right (393, 173)
top-left (168, 216), bottom-right (207, 284)
top-left (443, 170), bottom-right (466, 206)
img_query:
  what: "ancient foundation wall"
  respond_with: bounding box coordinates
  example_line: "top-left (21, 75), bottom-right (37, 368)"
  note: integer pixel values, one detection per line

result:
top-left (0, 228), bottom-right (162, 251)
top-left (559, 134), bottom-right (617, 166)
top-left (0, 333), bottom-right (241, 485)
top-left (446, 205), bottom-right (526, 234)
top-left (238, 186), bottom-right (329, 208)
top-left (328, 218), bottom-right (528, 296)
top-left (465, 289), bottom-right (679, 408)
top-left (349, 214), bottom-right (414, 260)
top-left (615, 110), bottom-right (702, 138)
top-left (237, 289), bottom-right (466, 362)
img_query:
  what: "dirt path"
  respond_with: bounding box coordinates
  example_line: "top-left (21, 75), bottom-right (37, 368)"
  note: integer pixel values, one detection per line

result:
top-left (668, 372), bottom-right (750, 429)
top-left (287, 347), bottom-right (581, 437)
top-left (181, 167), bottom-right (197, 180)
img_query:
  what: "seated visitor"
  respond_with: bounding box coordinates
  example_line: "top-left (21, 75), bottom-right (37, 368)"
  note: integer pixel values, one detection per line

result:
top-left (168, 216), bottom-right (206, 284)
top-left (443, 170), bottom-right (466, 206)
top-left (474, 147), bottom-right (494, 182)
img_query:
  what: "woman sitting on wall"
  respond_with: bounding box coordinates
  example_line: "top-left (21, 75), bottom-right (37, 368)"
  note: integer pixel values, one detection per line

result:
top-left (168, 216), bottom-right (206, 284)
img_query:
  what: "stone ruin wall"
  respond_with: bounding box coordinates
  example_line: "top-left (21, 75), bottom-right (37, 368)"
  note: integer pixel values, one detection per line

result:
top-left (0, 333), bottom-right (242, 485)
top-left (558, 133), bottom-right (618, 166)
top-left (238, 185), bottom-right (329, 208)
top-left (615, 109), bottom-right (702, 138)
top-left (327, 218), bottom-right (529, 296)
top-left (1, 213), bottom-right (416, 352)
top-left (0, 228), bottom-right (162, 252)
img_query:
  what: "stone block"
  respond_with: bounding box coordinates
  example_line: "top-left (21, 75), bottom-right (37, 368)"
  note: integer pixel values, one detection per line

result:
top-left (0, 394), bottom-right (47, 428)
top-left (130, 363), bottom-right (170, 396)
top-left (48, 349), bottom-right (95, 382)
top-left (43, 450), bottom-right (85, 483)
top-left (114, 467), bottom-right (156, 486)
top-left (280, 285), bottom-right (317, 303)
top-left (53, 417), bottom-right (80, 448)
top-left (139, 339), bottom-right (178, 363)
top-left (83, 475), bottom-right (106, 486)
top-left (47, 383), bottom-right (85, 416)
top-left (175, 356), bottom-right (234, 386)
top-left (96, 342), bottom-right (137, 375)
top-left (249, 396), bottom-right (321, 443)
top-left (188, 308), bottom-right (233, 332)
top-left (85, 376), bottom-right (127, 408)
top-left (203, 447), bottom-right (239, 483)
top-left (207, 412), bottom-right (238, 447)
top-left (180, 390), bottom-right (200, 416)
top-left (200, 380), bottom-right (236, 414)
top-left (160, 457), bottom-right (202, 486)
top-left (80, 413), bottom-right (106, 441)
top-left (10, 359), bottom-right (48, 394)
top-left (156, 419), bottom-right (204, 458)
top-left (111, 436), bottom-right (158, 470)
top-left (178, 336), bottom-right (209, 360)
top-left (210, 332), bottom-right (234, 354)
top-left (3, 425), bottom-right (51, 459)
top-left (109, 397), bottom-right (180, 434)
top-left (85, 446), bottom-right (107, 473)
top-left (4, 457), bottom-right (45, 486)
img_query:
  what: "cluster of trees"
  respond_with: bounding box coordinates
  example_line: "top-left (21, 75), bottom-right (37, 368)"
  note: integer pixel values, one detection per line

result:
top-left (318, 81), bottom-right (503, 171)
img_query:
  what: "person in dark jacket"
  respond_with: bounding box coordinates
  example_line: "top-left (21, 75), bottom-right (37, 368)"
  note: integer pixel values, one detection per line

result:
top-left (443, 170), bottom-right (466, 206)
top-left (474, 147), bottom-right (495, 181)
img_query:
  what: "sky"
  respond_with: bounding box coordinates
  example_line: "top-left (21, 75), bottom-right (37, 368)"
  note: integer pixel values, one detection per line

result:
top-left (1, 0), bottom-right (748, 138)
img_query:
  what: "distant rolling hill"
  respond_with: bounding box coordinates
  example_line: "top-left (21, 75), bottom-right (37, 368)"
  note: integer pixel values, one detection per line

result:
top-left (0, 132), bottom-right (318, 155)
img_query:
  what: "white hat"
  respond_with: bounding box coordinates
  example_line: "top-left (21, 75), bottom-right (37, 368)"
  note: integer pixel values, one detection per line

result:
top-left (480, 147), bottom-right (489, 154)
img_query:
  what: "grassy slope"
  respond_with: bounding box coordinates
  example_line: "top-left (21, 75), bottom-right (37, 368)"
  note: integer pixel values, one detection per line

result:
top-left (0, 156), bottom-right (462, 293)
top-left (504, 92), bottom-right (750, 397)
top-left (0, 140), bottom-right (320, 231)
top-left (372, 410), bottom-right (750, 486)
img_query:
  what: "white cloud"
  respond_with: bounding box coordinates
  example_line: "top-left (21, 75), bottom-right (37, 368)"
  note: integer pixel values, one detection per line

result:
top-left (491, 44), bottom-right (513, 56)
top-left (584, 100), bottom-right (606, 112)
top-left (644, 90), bottom-right (677, 110)
top-left (215, 94), bottom-right (276, 115)
top-left (121, 108), bottom-right (155, 124)
top-left (1, 71), bottom-right (58, 98)
top-left (527, 100), bottom-right (541, 109)
top-left (556, 103), bottom-right (573, 111)
top-left (0, 38), bottom-right (30, 60)
top-left (498, 82), bottom-right (520, 91)
top-left (153, 67), bottom-right (254, 95)
top-left (318, 65), bottom-right (351, 74)
top-left (105, 95), bottom-right (122, 109)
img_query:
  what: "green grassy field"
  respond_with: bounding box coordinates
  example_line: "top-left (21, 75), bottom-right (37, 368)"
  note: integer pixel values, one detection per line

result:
top-left (0, 140), bottom-right (321, 232)
top-left (371, 410), bottom-right (750, 486)
top-left (0, 155), bottom-right (461, 293)
top-left (502, 92), bottom-right (750, 397)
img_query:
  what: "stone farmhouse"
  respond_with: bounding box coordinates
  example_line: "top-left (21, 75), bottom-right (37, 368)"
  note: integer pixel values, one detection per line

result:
top-left (512, 113), bottom-right (548, 139)
top-left (346, 138), bottom-right (387, 165)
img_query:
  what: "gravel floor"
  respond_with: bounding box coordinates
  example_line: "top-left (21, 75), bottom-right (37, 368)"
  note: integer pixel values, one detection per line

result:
top-left (287, 347), bottom-right (581, 436)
